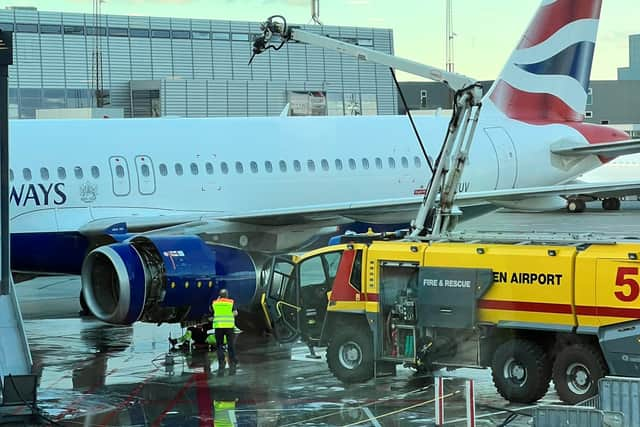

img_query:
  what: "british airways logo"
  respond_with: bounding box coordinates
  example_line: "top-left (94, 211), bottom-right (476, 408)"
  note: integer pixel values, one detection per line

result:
top-left (10, 183), bottom-right (67, 207)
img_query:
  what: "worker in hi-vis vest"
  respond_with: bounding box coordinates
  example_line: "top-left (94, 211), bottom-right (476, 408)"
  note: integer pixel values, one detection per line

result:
top-left (211, 288), bottom-right (238, 375)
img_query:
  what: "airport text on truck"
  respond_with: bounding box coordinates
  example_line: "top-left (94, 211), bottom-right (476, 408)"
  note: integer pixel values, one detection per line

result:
top-left (253, 16), bottom-right (640, 406)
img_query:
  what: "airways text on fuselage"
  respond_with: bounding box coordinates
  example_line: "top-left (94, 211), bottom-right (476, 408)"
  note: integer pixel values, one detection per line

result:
top-left (10, 183), bottom-right (67, 207)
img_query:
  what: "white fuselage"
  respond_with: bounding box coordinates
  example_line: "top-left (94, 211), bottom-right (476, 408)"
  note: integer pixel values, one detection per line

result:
top-left (9, 112), bottom-right (601, 235)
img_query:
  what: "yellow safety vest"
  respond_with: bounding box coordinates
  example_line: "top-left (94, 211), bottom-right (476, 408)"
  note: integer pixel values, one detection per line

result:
top-left (212, 298), bottom-right (235, 329)
top-left (214, 400), bottom-right (236, 427)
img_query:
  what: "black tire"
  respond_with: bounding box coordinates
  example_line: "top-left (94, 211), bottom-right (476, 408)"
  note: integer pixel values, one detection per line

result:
top-left (567, 198), bottom-right (586, 213)
top-left (491, 339), bottom-right (551, 403)
top-left (327, 328), bottom-right (374, 383)
top-left (602, 198), bottom-right (621, 211)
top-left (552, 343), bottom-right (608, 404)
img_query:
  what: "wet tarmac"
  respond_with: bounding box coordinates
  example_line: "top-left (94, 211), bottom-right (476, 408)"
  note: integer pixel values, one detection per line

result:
top-left (5, 201), bottom-right (640, 426)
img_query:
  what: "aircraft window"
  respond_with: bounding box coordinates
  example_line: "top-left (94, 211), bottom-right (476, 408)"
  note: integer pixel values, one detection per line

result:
top-left (221, 162), bottom-right (229, 174)
top-left (335, 159), bottom-right (343, 171)
top-left (22, 168), bottom-right (32, 181)
top-left (362, 158), bottom-right (370, 170)
top-left (40, 167), bottom-right (50, 181)
top-left (321, 159), bottom-right (329, 171)
top-left (159, 163), bottom-right (168, 176)
top-left (141, 164), bottom-right (150, 177)
top-left (91, 166), bottom-right (100, 178)
top-left (175, 163), bottom-right (184, 176)
top-left (9, 169), bottom-right (13, 182)
top-left (375, 157), bottom-right (383, 169)
top-left (250, 161), bottom-right (258, 173)
top-left (307, 160), bottom-right (316, 172)
top-left (235, 161), bottom-right (244, 174)
top-left (293, 160), bottom-right (301, 172)
top-left (205, 162), bottom-right (214, 175)
top-left (74, 166), bottom-right (83, 179)
top-left (190, 162), bottom-right (199, 175)
top-left (348, 158), bottom-right (356, 170)
top-left (57, 167), bottom-right (67, 180)
top-left (115, 165), bottom-right (125, 178)
top-left (265, 161), bottom-right (273, 173)
top-left (401, 156), bottom-right (409, 168)
top-left (414, 156), bottom-right (422, 168)
top-left (279, 160), bottom-right (287, 172)
top-left (388, 157), bottom-right (396, 169)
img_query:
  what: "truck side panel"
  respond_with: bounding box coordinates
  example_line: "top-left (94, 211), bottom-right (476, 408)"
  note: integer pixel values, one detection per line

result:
top-left (423, 243), bottom-right (577, 329)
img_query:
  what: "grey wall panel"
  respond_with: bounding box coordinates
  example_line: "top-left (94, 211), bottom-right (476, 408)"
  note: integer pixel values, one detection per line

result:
top-left (172, 39), bottom-right (194, 79)
top-left (267, 81), bottom-right (286, 116)
top-left (40, 36), bottom-right (66, 88)
top-left (150, 39), bottom-right (173, 78)
top-left (211, 21), bottom-right (230, 32)
top-left (109, 85), bottom-right (131, 116)
top-left (186, 80), bottom-right (207, 117)
top-left (162, 80), bottom-right (187, 116)
top-left (358, 62), bottom-right (377, 90)
top-left (128, 15), bottom-right (149, 28)
top-left (130, 39), bottom-right (153, 80)
top-left (170, 18), bottom-right (190, 31)
top-left (106, 14), bottom-right (128, 27)
top-left (193, 40), bottom-right (214, 80)
top-left (227, 80), bottom-right (248, 116)
top-left (0, 9), bottom-right (13, 22)
top-left (341, 55), bottom-right (360, 88)
top-left (269, 47), bottom-right (289, 80)
top-left (324, 51), bottom-right (342, 82)
top-left (63, 36), bottom-right (89, 88)
top-left (231, 42), bottom-right (251, 80)
top-left (247, 80), bottom-right (267, 117)
top-left (206, 80), bottom-right (227, 116)
top-left (38, 11), bottom-right (62, 24)
top-left (191, 19), bottom-right (210, 32)
top-left (13, 9), bottom-right (38, 24)
top-left (306, 46), bottom-right (325, 82)
top-left (229, 21), bottom-right (249, 33)
top-left (106, 38), bottom-right (132, 84)
top-left (150, 17), bottom-right (171, 30)
top-left (248, 52), bottom-right (270, 81)
top-left (15, 34), bottom-right (42, 86)
top-left (287, 43), bottom-right (308, 81)
top-left (212, 41), bottom-right (232, 79)
top-left (86, 37), bottom-right (111, 85)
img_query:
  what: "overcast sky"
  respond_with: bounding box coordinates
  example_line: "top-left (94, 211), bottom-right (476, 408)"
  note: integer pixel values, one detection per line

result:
top-left (4, 0), bottom-right (639, 81)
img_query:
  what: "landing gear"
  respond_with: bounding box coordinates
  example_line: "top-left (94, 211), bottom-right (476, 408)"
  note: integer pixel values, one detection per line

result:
top-left (602, 197), bottom-right (621, 211)
top-left (491, 339), bottom-right (551, 403)
top-left (566, 198), bottom-right (586, 213)
top-left (552, 343), bottom-right (608, 404)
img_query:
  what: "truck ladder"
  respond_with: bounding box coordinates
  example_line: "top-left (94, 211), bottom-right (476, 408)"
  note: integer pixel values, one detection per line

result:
top-left (252, 17), bottom-right (483, 241)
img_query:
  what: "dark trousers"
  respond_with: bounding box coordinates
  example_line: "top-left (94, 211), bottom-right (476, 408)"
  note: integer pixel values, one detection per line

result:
top-left (215, 328), bottom-right (237, 366)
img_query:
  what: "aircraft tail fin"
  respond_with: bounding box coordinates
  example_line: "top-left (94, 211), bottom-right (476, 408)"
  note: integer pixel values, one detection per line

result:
top-left (485, 0), bottom-right (602, 124)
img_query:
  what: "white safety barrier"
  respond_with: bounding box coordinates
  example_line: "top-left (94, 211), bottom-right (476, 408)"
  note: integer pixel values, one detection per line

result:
top-left (434, 376), bottom-right (476, 426)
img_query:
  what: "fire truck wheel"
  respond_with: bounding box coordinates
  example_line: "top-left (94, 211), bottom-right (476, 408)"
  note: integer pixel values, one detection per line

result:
top-left (491, 339), bottom-right (551, 403)
top-left (552, 343), bottom-right (608, 404)
top-left (327, 329), bottom-right (374, 383)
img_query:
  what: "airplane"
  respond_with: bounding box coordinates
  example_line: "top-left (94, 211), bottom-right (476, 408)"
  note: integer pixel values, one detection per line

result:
top-left (9, 0), bottom-right (640, 331)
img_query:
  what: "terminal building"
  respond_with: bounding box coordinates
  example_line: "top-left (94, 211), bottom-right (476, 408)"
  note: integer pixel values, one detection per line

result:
top-left (0, 6), bottom-right (398, 119)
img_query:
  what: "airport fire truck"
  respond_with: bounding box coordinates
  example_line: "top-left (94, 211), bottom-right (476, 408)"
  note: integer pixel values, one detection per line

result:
top-left (253, 16), bottom-right (640, 405)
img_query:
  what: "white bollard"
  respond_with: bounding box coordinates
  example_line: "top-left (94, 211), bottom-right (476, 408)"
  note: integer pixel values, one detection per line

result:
top-left (465, 379), bottom-right (476, 427)
top-left (435, 376), bottom-right (445, 425)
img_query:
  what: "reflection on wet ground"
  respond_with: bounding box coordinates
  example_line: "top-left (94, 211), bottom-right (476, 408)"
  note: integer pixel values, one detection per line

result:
top-left (16, 318), bottom-right (544, 426)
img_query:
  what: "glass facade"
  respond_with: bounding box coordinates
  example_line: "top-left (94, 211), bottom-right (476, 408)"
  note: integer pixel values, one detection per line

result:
top-left (0, 8), bottom-right (397, 118)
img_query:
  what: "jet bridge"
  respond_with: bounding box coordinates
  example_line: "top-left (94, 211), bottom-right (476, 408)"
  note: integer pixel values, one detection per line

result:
top-left (0, 29), bottom-right (34, 408)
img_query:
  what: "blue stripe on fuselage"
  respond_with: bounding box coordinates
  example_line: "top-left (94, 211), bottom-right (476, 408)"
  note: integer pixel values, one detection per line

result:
top-left (515, 41), bottom-right (594, 91)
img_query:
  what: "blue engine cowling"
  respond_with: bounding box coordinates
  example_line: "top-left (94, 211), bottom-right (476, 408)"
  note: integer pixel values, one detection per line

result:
top-left (81, 235), bottom-right (257, 325)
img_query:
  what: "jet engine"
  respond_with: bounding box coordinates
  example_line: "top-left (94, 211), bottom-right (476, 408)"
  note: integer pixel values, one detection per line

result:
top-left (81, 235), bottom-right (258, 326)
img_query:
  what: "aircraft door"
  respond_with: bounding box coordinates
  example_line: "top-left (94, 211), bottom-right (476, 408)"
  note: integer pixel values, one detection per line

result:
top-left (134, 155), bottom-right (156, 195)
top-left (484, 127), bottom-right (518, 189)
top-left (108, 156), bottom-right (131, 196)
top-left (262, 256), bottom-right (300, 343)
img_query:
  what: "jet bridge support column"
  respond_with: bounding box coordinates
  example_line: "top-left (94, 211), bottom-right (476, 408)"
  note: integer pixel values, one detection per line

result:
top-left (0, 29), bottom-right (34, 400)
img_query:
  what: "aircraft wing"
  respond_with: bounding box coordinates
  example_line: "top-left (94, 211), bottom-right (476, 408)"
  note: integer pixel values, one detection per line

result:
top-left (551, 139), bottom-right (640, 158)
top-left (456, 180), bottom-right (640, 205)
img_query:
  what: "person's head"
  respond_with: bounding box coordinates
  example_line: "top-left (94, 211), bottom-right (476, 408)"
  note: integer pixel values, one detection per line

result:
top-left (219, 289), bottom-right (229, 298)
